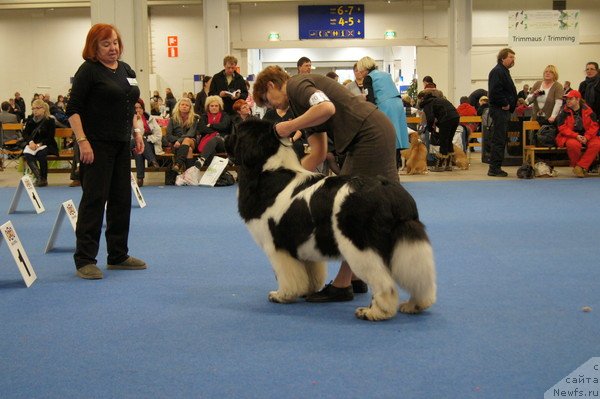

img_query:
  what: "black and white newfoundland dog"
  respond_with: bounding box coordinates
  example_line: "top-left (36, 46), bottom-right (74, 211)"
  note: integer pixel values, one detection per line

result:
top-left (225, 119), bottom-right (436, 321)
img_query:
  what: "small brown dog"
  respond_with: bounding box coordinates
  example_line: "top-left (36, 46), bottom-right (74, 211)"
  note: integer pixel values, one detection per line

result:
top-left (452, 144), bottom-right (469, 170)
top-left (403, 132), bottom-right (428, 175)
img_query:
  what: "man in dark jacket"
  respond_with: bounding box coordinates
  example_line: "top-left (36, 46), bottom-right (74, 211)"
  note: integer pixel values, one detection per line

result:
top-left (487, 48), bottom-right (517, 177)
top-left (578, 62), bottom-right (600, 117)
top-left (208, 55), bottom-right (248, 116)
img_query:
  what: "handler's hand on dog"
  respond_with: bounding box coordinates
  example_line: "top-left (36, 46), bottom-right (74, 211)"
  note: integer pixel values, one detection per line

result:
top-left (275, 121), bottom-right (293, 137)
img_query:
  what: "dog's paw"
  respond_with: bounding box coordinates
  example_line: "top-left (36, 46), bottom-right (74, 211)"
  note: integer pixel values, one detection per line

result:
top-left (355, 306), bottom-right (392, 321)
top-left (399, 301), bottom-right (424, 314)
top-left (268, 291), bottom-right (295, 304)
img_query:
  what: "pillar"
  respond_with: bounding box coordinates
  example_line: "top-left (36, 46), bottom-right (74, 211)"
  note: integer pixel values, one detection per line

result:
top-left (90, 0), bottom-right (150, 100)
top-left (448, 0), bottom-right (472, 104)
top-left (203, 0), bottom-right (230, 76)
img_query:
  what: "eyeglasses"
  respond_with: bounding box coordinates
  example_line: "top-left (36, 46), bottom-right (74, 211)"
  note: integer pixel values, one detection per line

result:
top-left (585, 68), bottom-right (597, 71)
top-left (32, 107), bottom-right (44, 110)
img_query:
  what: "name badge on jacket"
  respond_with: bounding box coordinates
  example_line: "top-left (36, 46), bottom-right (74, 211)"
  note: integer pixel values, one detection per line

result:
top-left (127, 78), bottom-right (138, 86)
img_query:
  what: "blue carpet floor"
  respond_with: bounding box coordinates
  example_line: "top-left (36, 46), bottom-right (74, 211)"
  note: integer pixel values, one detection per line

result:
top-left (0, 180), bottom-right (598, 398)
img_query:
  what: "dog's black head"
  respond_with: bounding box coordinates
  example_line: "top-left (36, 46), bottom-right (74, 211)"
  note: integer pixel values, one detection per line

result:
top-left (517, 164), bottom-right (534, 179)
top-left (225, 118), bottom-right (283, 170)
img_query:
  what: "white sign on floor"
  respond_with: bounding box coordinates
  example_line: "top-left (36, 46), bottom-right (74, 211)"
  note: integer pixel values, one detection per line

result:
top-left (130, 173), bottom-right (146, 208)
top-left (0, 221), bottom-right (37, 287)
top-left (7, 175), bottom-right (45, 214)
top-left (45, 199), bottom-right (78, 253)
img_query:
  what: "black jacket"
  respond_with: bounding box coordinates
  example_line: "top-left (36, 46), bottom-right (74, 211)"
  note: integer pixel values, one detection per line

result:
top-left (419, 93), bottom-right (460, 128)
top-left (198, 112), bottom-right (231, 138)
top-left (165, 95), bottom-right (177, 117)
top-left (578, 76), bottom-right (600, 117)
top-left (208, 70), bottom-right (248, 115)
top-left (22, 116), bottom-right (58, 156)
top-left (15, 97), bottom-right (26, 121)
top-left (194, 91), bottom-right (207, 115)
top-left (488, 63), bottom-right (517, 112)
top-left (66, 60), bottom-right (140, 142)
top-left (166, 115), bottom-right (201, 144)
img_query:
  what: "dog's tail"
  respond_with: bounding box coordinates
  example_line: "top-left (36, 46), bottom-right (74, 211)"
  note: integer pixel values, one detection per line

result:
top-left (390, 220), bottom-right (436, 312)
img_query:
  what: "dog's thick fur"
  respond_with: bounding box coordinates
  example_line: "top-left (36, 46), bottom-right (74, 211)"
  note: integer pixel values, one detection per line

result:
top-left (452, 144), bottom-right (469, 170)
top-left (226, 119), bottom-right (436, 321)
top-left (402, 132), bottom-right (428, 175)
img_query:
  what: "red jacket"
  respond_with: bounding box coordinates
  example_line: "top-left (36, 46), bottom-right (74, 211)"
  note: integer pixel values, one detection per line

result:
top-left (556, 104), bottom-right (599, 147)
top-left (456, 102), bottom-right (478, 132)
top-left (456, 103), bottom-right (477, 117)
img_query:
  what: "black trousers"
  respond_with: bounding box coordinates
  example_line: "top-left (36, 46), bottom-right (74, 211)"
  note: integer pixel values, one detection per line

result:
top-left (24, 148), bottom-right (50, 179)
top-left (438, 117), bottom-right (460, 155)
top-left (489, 107), bottom-right (511, 171)
top-left (74, 140), bottom-right (132, 268)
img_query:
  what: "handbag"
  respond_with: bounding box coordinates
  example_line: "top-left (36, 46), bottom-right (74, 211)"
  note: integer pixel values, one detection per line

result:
top-left (214, 170), bottom-right (235, 186)
top-left (534, 125), bottom-right (558, 147)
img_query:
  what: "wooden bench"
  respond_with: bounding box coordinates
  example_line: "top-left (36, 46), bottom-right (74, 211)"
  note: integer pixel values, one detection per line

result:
top-left (46, 128), bottom-right (77, 172)
top-left (522, 120), bottom-right (568, 167)
top-left (459, 115), bottom-right (483, 158)
top-left (406, 116), bottom-right (422, 125)
top-left (0, 124), bottom-right (76, 172)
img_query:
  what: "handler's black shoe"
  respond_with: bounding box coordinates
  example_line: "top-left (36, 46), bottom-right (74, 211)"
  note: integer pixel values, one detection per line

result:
top-left (487, 169), bottom-right (508, 177)
top-left (351, 279), bottom-right (368, 294)
top-left (305, 282), bottom-right (353, 302)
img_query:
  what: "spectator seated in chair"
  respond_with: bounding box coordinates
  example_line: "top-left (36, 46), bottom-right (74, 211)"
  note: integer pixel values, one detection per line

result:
top-left (21, 99), bottom-right (58, 187)
top-left (132, 98), bottom-right (162, 186)
top-left (456, 95), bottom-right (479, 149)
top-left (0, 101), bottom-right (18, 124)
top-left (514, 98), bottom-right (531, 119)
top-left (555, 90), bottom-right (600, 178)
top-left (166, 98), bottom-right (200, 174)
top-left (231, 99), bottom-right (256, 128)
top-left (195, 95), bottom-right (231, 168)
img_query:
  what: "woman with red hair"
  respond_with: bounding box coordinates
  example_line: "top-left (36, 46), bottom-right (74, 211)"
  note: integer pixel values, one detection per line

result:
top-left (66, 23), bottom-right (147, 279)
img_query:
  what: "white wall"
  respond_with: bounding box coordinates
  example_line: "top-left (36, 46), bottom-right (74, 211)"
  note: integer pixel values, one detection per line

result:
top-left (149, 5), bottom-right (204, 99)
top-left (0, 8), bottom-right (90, 104)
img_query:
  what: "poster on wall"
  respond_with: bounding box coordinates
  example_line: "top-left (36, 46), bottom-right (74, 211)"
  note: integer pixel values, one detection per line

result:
top-left (508, 10), bottom-right (579, 46)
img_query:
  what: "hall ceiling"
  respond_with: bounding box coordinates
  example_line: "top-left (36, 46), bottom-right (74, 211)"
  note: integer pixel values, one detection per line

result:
top-left (0, 0), bottom-right (420, 9)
